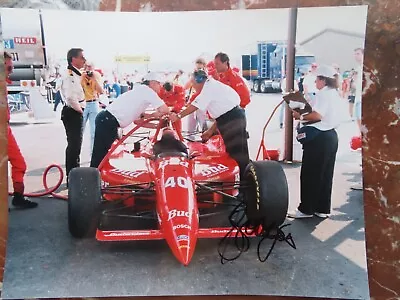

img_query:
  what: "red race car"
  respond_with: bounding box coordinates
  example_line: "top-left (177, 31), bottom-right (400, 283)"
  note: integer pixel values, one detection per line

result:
top-left (67, 117), bottom-right (289, 266)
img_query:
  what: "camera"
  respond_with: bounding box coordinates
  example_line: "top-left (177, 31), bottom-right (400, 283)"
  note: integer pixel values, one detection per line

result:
top-left (86, 71), bottom-right (93, 77)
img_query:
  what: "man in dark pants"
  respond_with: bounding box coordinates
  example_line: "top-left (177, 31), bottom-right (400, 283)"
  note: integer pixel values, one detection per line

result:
top-left (90, 72), bottom-right (170, 168)
top-left (60, 48), bottom-right (87, 183)
top-left (170, 70), bottom-right (250, 181)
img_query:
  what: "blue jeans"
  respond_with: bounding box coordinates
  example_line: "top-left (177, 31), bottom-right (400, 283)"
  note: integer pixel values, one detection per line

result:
top-left (82, 101), bottom-right (99, 156)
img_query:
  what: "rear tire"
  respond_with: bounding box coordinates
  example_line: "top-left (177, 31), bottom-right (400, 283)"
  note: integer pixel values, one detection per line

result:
top-left (243, 160), bottom-right (289, 229)
top-left (68, 167), bottom-right (102, 238)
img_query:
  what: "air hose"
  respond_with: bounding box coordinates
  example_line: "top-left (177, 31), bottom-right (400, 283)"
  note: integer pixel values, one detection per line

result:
top-left (8, 164), bottom-right (68, 200)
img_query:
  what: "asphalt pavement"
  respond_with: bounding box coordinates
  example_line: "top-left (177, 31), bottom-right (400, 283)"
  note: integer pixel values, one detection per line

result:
top-left (2, 93), bottom-right (369, 299)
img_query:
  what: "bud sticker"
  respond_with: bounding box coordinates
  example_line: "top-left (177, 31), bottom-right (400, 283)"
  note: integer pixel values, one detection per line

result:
top-left (168, 209), bottom-right (191, 221)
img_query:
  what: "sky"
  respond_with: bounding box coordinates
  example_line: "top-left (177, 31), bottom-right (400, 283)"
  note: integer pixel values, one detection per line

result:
top-left (0, 5), bottom-right (368, 77)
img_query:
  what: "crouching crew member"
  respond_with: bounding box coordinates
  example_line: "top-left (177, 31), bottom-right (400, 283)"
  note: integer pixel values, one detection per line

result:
top-left (5, 51), bottom-right (38, 208)
top-left (90, 72), bottom-right (170, 168)
top-left (60, 48), bottom-right (86, 184)
top-left (158, 81), bottom-right (185, 134)
top-left (170, 70), bottom-right (250, 180)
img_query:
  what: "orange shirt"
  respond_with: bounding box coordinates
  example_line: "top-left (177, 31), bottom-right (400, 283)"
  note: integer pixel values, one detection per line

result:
top-left (218, 68), bottom-right (250, 108)
top-left (158, 84), bottom-right (185, 112)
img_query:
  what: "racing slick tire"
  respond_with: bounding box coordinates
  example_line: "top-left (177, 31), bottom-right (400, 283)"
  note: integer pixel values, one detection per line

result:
top-left (68, 167), bottom-right (102, 238)
top-left (243, 160), bottom-right (289, 230)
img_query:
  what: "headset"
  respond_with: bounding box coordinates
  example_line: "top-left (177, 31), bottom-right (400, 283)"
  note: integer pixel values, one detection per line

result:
top-left (194, 70), bottom-right (208, 83)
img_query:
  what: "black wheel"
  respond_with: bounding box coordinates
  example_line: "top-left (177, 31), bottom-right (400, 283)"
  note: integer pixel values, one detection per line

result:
top-left (253, 80), bottom-right (260, 93)
top-left (243, 160), bottom-right (289, 229)
top-left (68, 167), bottom-right (102, 238)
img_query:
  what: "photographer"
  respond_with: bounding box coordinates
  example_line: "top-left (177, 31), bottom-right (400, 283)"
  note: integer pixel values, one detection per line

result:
top-left (81, 62), bottom-right (104, 156)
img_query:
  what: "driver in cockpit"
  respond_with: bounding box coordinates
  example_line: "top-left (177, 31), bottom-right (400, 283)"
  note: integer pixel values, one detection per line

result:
top-left (153, 128), bottom-right (188, 157)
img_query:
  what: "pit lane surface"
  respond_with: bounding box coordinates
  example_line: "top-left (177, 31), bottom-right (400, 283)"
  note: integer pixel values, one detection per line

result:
top-left (2, 93), bottom-right (369, 299)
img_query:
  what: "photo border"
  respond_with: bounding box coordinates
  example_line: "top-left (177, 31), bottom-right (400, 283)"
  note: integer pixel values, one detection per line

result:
top-left (1, 0), bottom-right (399, 299)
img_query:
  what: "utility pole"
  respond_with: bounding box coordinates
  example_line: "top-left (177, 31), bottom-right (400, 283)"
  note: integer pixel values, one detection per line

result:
top-left (283, 7), bottom-right (298, 162)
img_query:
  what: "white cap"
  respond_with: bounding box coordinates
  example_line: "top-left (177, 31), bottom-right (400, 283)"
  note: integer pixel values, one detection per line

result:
top-left (143, 72), bottom-right (164, 83)
top-left (315, 65), bottom-right (337, 79)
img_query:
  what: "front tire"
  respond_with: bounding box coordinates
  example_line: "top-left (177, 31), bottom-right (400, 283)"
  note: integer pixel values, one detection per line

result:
top-left (68, 167), bottom-right (102, 238)
top-left (243, 160), bottom-right (289, 229)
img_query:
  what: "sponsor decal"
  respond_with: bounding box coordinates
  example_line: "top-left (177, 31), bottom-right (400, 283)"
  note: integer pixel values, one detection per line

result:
top-left (110, 168), bottom-right (146, 178)
top-left (201, 164), bottom-right (229, 177)
top-left (173, 224), bottom-right (191, 230)
top-left (158, 159), bottom-right (189, 170)
top-left (177, 235), bottom-right (189, 241)
top-left (178, 245), bottom-right (189, 250)
top-left (168, 209), bottom-right (191, 221)
top-left (211, 229), bottom-right (230, 234)
top-left (104, 231), bottom-right (148, 237)
top-left (14, 37), bottom-right (37, 44)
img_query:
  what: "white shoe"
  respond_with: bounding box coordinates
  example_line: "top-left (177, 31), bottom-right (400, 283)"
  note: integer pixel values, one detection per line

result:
top-left (287, 210), bottom-right (313, 219)
top-left (314, 212), bottom-right (330, 218)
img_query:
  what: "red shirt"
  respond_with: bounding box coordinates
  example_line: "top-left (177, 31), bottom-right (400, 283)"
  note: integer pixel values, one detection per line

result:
top-left (158, 84), bottom-right (185, 113)
top-left (218, 68), bottom-right (250, 108)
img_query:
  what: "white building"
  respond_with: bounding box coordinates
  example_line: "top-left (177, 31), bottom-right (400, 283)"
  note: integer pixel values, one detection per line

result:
top-left (299, 28), bottom-right (365, 72)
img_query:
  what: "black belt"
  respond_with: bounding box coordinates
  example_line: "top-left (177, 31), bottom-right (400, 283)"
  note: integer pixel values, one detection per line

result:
top-left (85, 99), bottom-right (97, 102)
top-left (216, 106), bottom-right (242, 124)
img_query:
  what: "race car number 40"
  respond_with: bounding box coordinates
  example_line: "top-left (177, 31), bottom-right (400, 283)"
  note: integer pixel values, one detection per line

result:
top-left (165, 176), bottom-right (191, 189)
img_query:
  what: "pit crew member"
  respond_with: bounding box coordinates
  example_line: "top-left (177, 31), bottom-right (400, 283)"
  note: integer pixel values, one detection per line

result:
top-left (214, 52), bottom-right (251, 109)
top-left (90, 72), bottom-right (170, 168)
top-left (5, 51), bottom-right (38, 208)
top-left (170, 70), bottom-right (250, 181)
top-left (158, 81), bottom-right (185, 134)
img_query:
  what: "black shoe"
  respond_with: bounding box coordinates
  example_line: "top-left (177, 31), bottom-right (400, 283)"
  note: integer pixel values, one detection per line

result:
top-left (280, 123), bottom-right (283, 129)
top-left (12, 193), bottom-right (38, 209)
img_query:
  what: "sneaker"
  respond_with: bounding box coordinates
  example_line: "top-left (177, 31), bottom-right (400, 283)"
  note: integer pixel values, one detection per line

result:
top-left (287, 210), bottom-right (313, 219)
top-left (12, 193), bottom-right (38, 209)
top-left (314, 212), bottom-right (330, 218)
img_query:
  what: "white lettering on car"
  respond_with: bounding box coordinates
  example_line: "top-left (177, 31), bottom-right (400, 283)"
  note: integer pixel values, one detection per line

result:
top-left (201, 164), bottom-right (229, 177)
top-left (173, 224), bottom-right (191, 230)
top-left (110, 168), bottom-right (146, 178)
top-left (168, 209), bottom-right (191, 221)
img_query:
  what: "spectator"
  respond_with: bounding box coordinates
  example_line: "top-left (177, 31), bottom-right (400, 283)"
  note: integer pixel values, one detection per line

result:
top-left (302, 63), bottom-right (319, 107)
top-left (60, 48), bottom-right (86, 185)
top-left (81, 62), bottom-right (104, 156)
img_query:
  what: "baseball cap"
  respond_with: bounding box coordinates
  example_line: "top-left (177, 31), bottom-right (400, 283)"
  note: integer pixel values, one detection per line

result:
top-left (316, 65), bottom-right (337, 79)
top-left (143, 72), bottom-right (165, 83)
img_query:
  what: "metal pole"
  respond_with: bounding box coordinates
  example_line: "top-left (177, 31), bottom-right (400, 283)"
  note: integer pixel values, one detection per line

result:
top-left (39, 9), bottom-right (48, 67)
top-left (283, 7), bottom-right (298, 162)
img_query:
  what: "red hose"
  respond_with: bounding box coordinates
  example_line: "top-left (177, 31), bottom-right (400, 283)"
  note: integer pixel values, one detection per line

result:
top-left (8, 164), bottom-right (68, 200)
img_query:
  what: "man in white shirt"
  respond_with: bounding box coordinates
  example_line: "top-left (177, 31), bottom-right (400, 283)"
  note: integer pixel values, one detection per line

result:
top-left (170, 70), bottom-right (250, 181)
top-left (90, 72), bottom-right (170, 168)
top-left (302, 63), bottom-right (318, 107)
top-left (60, 48), bottom-right (87, 183)
top-left (353, 48), bottom-right (364, 133)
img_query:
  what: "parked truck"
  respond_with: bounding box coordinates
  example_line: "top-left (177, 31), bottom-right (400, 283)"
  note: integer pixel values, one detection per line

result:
top-left (0, 8), bottom-right (47, 95)
top-left (242, 41), bottom-right (316, 93)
